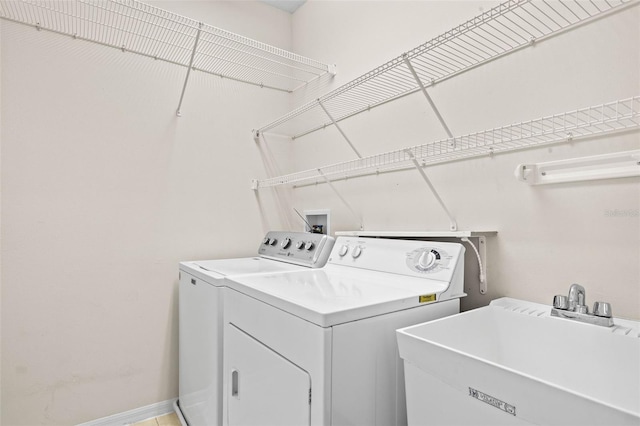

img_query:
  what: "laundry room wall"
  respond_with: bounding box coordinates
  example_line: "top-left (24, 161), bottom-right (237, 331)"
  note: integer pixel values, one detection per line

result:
top-left (0, 1), bottom-right (298, 424)
top-left (286, 1), bottom-right (640, 319)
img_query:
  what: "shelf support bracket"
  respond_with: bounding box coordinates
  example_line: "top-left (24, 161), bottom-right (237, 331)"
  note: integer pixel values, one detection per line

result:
top-left (318, 99), bottom-right (362, 158)
top-left (404, 149), bottom-right (457, 231)
top-left (461, 236), bottom-right (487, 294)
top-left (176, 22), bottom-right (203, 117)
top-left (402, 54), bottom-right (453, 139)
top-left (317, 169), bottom-right (364, 230)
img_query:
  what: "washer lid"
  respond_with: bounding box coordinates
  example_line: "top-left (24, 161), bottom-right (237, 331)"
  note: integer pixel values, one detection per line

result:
top-left (180, 257), bottom-right (308, 283)
top-left (226, 265), bottom-right (454, 327)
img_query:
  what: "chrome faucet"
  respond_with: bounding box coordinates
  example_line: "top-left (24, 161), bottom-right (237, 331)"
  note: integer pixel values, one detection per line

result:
top-left (567, 283), bottom-right (586, 313)
top-left (551, 283), bottom-right (614, 327)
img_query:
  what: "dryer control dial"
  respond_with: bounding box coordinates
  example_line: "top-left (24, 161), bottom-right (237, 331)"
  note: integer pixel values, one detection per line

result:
top-left (269, 238), bottom-right (277, 246)
top-left (304, 241), bottom-right (315, 251)
top-left (338, 245), bottom-right (349, 257)
top-left (408, 248), bottom-right (446, 273)
top-left (296, 241), bottom-right (305, 250)
top-left (416, 250), bottom-right (438, 271)
top-left (351, 246), bottom-right (363, 259)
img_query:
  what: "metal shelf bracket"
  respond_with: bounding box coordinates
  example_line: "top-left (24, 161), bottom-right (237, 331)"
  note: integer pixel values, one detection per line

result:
top-left (402, 54), bottom-right (453, 139)
top-left (317, 169), bottom-right (364, 231)
top-left (404, 149), bottom-right (457, 231)
top-left (176, 22), bottom-right (203, 117)
top-left (318, 99), bottom-right (362, 158)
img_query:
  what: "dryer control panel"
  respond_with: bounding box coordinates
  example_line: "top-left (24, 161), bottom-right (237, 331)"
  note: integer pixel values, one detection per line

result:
top-left (406, 247), bottom-right (453, 274)
top-left (258, 231), bottom-right (335, 268)
top-left (329, 237), bottom-right (465, 283)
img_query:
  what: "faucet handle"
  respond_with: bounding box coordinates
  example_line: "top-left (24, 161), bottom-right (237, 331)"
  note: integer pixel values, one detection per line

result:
top-left (593, 301), bottom-right (612, 318)
top-left (553, 295), bottom-right (569, 310)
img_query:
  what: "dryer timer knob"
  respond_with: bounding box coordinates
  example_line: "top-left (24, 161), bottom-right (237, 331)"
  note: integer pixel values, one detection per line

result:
top-left (415, 250), bottom-right (438, 271)
top-left (304, 241), bottom-right (315, 251)
top-left (338, 245), bottom-right (349, 257)
top-left (351, 246), bottom-right (362, 259)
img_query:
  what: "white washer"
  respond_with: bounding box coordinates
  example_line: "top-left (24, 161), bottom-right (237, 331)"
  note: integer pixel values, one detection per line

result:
top-left (176, 231), bottom-right (334, 426)
top-left (222, 236), bottom-right (466, 426)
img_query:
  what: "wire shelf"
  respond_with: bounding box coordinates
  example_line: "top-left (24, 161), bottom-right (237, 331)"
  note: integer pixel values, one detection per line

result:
top-left (253, 96), bottom-right (640, 188)
top-left (0, 0), bottom-right (333, 92)
top-left (256, 0), bottom-right (635, 135)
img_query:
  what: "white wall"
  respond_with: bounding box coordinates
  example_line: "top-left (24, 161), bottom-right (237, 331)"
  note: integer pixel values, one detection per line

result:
top-left (288, 1), bottom-right (640, 317)
top-left (0, 1), bottom-right (293, 424)
top-left (2, 1), bottom-right (639, 424)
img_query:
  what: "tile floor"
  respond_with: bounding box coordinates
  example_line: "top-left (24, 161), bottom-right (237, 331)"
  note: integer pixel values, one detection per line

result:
top-left (131, 412), bottom-right (181, 426)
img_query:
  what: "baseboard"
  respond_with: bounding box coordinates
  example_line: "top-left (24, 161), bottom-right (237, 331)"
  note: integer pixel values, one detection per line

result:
top-left (77, 398), bottom-right (177, 426)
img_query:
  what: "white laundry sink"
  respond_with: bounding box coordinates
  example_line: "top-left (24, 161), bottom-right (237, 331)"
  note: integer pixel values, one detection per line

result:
top-left (396, 297), bottom-right (640, 426)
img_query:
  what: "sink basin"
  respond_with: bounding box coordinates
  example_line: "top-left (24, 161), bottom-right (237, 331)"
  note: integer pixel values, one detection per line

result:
top-left (396, 297), bottom-right (640, 426)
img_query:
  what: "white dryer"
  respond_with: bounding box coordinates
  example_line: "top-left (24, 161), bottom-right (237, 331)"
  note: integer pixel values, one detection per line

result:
top-left (222, 236), bottom-right (466, 426)
top-left (176, 231), bottom-right (334, 426)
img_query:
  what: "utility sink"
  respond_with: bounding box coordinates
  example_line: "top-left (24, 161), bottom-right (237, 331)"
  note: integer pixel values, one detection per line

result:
top-left (396, 298), bottom-right (640, 426)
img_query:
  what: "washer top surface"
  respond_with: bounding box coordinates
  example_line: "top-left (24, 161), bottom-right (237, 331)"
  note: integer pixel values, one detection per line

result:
top-left (227, 237), bottom-right (466, 327)
top-left (181, 257), bottom-right (311, 284)
top-left (179, 231), bottom-right (335, 285)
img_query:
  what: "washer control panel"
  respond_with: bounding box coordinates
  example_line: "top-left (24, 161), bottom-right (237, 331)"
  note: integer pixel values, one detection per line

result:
top-left (258, 231), bottom-right (335, 268)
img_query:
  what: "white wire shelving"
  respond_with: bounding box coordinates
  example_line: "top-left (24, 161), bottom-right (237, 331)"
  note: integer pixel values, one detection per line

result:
top-left (255, 0), bottom-right (636, 139)
top-left (252, 96), bottom-right (640, 189)
top-left (0, 0), bottom-right (334, 93)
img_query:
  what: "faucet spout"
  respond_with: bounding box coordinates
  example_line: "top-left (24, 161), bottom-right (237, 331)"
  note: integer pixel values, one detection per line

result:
top-left (568, 283), bottom-right (586, 311)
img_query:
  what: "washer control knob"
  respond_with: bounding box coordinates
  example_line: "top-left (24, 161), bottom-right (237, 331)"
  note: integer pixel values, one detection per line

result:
top-left (351, 246), bottom-right (362, 259)
top-left (338, 245), bottom-right (349, 257)
top-left (304, 241), bottom-right (315, 251)
top-left (296, 240), bottom-right (305, 250)
top-left (269, 238), bottom-right (277, 246)
top-left (262, 237), bottom-right (270, 245)
top-left (281, 238), bottom-right (291, 249)
top-left (416, 250), bottom-right (437, 271)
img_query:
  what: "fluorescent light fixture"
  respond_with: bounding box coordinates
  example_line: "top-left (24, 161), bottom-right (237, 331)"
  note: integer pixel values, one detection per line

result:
top-left (515, 150), bottom-right (640, 185)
